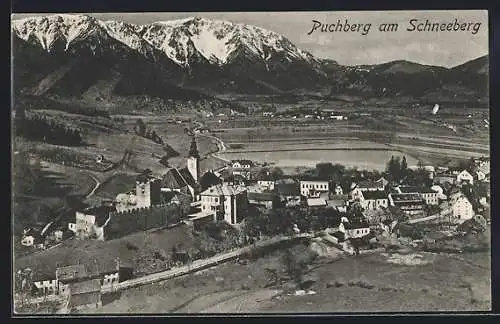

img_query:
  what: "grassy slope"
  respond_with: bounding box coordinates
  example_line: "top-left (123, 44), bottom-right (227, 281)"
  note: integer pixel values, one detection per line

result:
top-left (88, 244), bottom-right (490, 314)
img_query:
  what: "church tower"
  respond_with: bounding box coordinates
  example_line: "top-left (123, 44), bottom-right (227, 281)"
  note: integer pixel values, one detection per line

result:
top-left (187, 136), bottom-right (200, 183)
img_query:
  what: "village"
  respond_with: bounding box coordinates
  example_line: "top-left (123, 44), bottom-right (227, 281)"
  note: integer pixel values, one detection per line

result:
top-left (13, 129), bottom-right (491, 313)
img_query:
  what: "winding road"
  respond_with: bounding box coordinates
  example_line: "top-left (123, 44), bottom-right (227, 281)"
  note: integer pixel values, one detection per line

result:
top-left (82, 171), bottom-right (101, 199)
top-left (197, 133), bottom-right (230, 163)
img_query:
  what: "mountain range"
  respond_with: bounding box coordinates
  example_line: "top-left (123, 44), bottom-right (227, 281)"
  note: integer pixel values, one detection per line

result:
top-left (11, 14), bottom-right (489, 108)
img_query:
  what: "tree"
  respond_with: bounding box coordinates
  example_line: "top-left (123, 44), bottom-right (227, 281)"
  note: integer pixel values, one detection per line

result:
top-left (386, 156), bottom-right (402, 183)
top-left (135, 119), bottom-right (146, 137)
top-left (282, 249), bottom-right (309, 287)
top-left (401, 156), bottom-right (408, 179)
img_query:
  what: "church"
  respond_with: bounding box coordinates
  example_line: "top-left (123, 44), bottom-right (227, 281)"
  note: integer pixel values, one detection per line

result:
top-left (160, 136), bottom-right (202, 200)
top-left (115, 136), bottom-right (222, 211)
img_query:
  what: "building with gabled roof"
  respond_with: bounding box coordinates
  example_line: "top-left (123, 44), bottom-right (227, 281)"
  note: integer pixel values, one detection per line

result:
top-left (359, 190), bottom-right (389, 211)
top-left (299, 177), bottom-right (329, 197)
top-left (67, 278), bottom-right (102, 310)
top-left (339, 217), bottom-right (370, 239)
top-left (354, 180), bottom-right (385, 191)
top-left (388, 193), bottom-right (426, 216)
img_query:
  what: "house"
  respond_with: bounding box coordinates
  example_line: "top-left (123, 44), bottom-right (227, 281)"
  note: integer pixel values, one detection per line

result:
top-left (257, 179), bottom-right (275, 190)
top-left (359, 190), bottom-right (389, 211)
top-left (419, 188), bottom-right (440, 205)
top-left (456, 170), bottom-right (474, 186)
top-left (388, 193), bottom-right (426, 216)
top-left (449, 192), bottom-right (474, 224)
top-left (199, 183), bottom-right (248, 225)
top-left (231, 160), bottom-right (254, 178)
top-left (354, 180), bottom-right (385, 191)
top-left (67, 279), bottom-right (102, 310)
top-left (275, 181), bottom-right (301, 207)
top-left (256, 172), bottom-right (277, 190)
top-left (376, 177), bottom-right (389, 188)
top-left (339, 217), bottom-right (371, 239)
top-left (231, 159), bottom-right (254, 169)
top-left (474, 164), bottom-right (490, 182)
top-left (434, 173), bottom-right (456, 185)
top-left (299, 177), bottom-right (329, 197)
top-left (395, 186), bottom-right (440, 205)
top-left (306, 198), bottom-right (327, 208)
top-left (320, 193), bottom-right (349, 213)
top-left (334, 184), bottom-right (343, 195)
top-left (247, 192), bottom-right (277, 209)
top-left (68, 206), bottom-right (114, 241)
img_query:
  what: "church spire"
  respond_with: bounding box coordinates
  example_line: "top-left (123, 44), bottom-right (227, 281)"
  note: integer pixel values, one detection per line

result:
top-left (188, 136), bottom-right (200, 159)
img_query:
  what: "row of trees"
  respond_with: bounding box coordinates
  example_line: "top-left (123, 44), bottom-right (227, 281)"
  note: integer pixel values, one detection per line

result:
top-left (134, 119), bottom-right (164, 145)
top-left (15, 115), bottom-right (83, 146)
top-left (243, 206), bottom-right (343, 238)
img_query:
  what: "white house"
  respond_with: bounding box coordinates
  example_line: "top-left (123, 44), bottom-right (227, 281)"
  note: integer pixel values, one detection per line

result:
top-left (334, 184), bottom-right (343, 195)
top-left (300, 179), bottom-right (329, 197)
top-left (419, 188), bottom-right (440, 205)
top-left (449, 192), bottom-right (474, 224)
top-left (199, 183), bottom-right (248, 225)
top-left (307, 198), bottom-right (327, 207)
top-left (21, 235), bottom-right (35, 247)
top-left (257, 179), bottom-right (275, 190)
top-left (339, 217), bottom-right (371, 239)
top-left (358, 190), bottom-right (389, 211)
top-left (231, 160), bottom-right (254, 169)
top-left (456, 170), bottom-right (474, 186)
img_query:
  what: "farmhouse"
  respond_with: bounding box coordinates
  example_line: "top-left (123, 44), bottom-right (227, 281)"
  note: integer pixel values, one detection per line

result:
top-left (449, 192), bottom-right (474, 224)
top-left (456, 170), bottom-right (474, 186)
top-left (299, 177), bottom-right (329, 197)
top-left (339, 217), bottom-right (371, 239)
top-left (231, 159), bottom-right (255, 169)
top-left (199, 183), bottom-right (248, 225)
top-left (388, 193), bottom-right (426, 216)
top-left (359, 190), bottom-right (389, 211)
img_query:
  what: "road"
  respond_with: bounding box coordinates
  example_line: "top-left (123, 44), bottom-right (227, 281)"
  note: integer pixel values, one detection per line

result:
top-left (82, 171), bottom-right (101, 199)
top-left (197, 133), bottom-right (230, 163)
top-left (102, 233), bottom-right (312, 294)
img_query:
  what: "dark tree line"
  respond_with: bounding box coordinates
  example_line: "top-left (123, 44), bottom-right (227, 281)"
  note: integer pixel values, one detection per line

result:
top-left (134, 119), bottom-right (164, 145)
top-left (15, 115), bottom-right (83, 146)
top-left (243, 206), bottom-right (343, 238)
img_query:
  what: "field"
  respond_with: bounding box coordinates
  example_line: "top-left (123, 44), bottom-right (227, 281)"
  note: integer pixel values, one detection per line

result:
top-left (84, 242), bottom-right (490, 314)
top-left (211, 110), bottom-right (489, 170)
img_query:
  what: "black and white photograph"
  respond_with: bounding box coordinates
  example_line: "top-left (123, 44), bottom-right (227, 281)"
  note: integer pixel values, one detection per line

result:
top-left (11, 10), bottom-right (490, 314)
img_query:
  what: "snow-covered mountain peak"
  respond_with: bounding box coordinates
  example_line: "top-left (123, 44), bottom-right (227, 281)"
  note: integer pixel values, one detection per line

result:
top-left (12, 14), bottom-right (317, 67)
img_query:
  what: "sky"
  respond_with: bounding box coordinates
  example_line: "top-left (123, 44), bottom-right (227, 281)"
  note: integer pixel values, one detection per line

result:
top-left (12, 10), bottom-right (488, 67)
